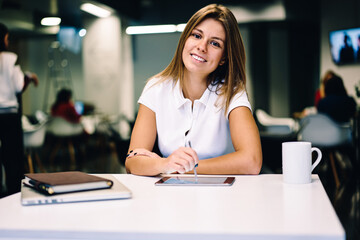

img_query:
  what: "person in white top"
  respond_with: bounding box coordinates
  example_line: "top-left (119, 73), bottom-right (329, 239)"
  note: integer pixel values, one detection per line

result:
top-left (126, 4), bottom-right (262, 176)
top-left (0, 22), bottom-right (38, 196)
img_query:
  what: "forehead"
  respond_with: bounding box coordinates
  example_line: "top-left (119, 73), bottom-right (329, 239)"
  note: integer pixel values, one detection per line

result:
top-left (194, 18), bottom-right (225, 40)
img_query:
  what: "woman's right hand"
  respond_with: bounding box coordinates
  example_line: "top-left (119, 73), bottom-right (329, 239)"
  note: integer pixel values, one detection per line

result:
top-left (162, 147), bottom-right (199, 174)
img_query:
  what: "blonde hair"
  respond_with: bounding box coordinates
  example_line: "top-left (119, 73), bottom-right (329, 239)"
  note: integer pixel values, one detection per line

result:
top-left (152, 4), bottom-right (247, 113)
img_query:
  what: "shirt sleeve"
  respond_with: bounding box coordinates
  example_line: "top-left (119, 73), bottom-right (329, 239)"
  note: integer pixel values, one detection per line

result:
top-left (12, 65), bottom-right (25, 93)
top-left (226, 90), bottom-right (252, 119)
top-left (5, 52), bottom-right (25, 93)
top-left (138, 78), bottom-right (160, 113)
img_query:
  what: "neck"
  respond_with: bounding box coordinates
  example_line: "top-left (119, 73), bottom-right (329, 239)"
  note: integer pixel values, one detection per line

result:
top-left (182, 71), bottom-right (208, 101)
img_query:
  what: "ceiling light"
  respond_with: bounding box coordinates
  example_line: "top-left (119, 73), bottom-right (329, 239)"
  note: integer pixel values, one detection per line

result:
top-left (176, 24), bottom-right (187, 32)
top-left (126, 24), bottom-right (186, 35)
top-left (41, 17), bottom-right (61, 26)
top-left (228, 0), bottom-right (286, 23)
top-left (79, 28), bottom-right (87, 37)
top-left (80, 3), bottom-right (111, 18)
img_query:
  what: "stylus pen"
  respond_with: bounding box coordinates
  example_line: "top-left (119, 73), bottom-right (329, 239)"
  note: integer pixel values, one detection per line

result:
top-left (188, 141), bottom-right (198, 182)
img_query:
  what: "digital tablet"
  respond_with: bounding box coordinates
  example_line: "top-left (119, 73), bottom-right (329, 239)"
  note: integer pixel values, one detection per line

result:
top-left (155, 176), bottom-right (235, 186)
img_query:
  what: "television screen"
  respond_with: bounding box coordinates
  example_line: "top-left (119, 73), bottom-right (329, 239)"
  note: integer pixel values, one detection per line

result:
top-left (74, 101), bottom-right (84, 115)
top-left (329, 27), bottom-right (360, 65)
top-left (57, 26), bottom-right (83, 54)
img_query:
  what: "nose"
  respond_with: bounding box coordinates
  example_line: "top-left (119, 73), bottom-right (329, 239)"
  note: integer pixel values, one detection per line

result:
top-left (197, 39), bottom-right (207, 52)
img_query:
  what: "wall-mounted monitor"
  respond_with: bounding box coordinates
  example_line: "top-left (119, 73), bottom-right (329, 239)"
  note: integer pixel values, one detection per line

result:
top-left (329, 27), bottom-right (360, 65)
top-left (57, 26), bottom-right (83, 54)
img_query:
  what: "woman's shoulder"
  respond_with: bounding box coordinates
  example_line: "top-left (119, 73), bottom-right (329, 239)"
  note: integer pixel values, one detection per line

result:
top-left (143, 77), bottom-right (175, 92)
top-left (139, 77), bottom-right (176, 111)
top-left (0, 51), bottom-right (18, 65)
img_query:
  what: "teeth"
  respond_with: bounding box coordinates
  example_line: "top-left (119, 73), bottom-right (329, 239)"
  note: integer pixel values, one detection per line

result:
top-left (191, 54), bottom-right (205, 62)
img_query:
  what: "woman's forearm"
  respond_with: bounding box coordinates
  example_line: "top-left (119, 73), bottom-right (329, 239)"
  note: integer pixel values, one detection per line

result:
top-left (193, 149), bottom-right (262, 175)
top-left (125, 156), bottom-right (164, 176)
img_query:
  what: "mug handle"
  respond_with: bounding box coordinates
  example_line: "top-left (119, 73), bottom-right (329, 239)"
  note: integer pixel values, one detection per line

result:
top-left (311, 147), bottom-right (322, 172)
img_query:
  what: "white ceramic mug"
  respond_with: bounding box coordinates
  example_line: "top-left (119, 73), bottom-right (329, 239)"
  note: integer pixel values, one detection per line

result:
top-left (282, 141), bottom-right (322, 184)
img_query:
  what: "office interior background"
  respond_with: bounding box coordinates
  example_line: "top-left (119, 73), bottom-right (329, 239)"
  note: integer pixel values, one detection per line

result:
top-left (1, 0), bottom-right (360, 239)
top-left (1, 0), bottom-right (359, 130)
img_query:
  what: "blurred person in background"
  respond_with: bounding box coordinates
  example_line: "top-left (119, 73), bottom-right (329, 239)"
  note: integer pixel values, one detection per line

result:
top-left (0, 22), bottom-right (38, 196)
top-left (51, 88), bottom-right (81, 124)
top-left (317, 75), bottom-right (357, 123)
top-left (314, 70), bottom-right (336, 107)
top-left (293, 70), bottom-right (337, 119)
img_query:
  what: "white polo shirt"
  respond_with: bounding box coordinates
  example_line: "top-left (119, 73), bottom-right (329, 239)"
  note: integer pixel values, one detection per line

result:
top-left (0, 52), bottom-right (24, 110)
top-left (138, 77), bottom-right (252, 160)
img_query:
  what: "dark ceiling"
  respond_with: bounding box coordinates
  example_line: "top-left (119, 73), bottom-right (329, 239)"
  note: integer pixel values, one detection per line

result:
top-left (0, 0), bottom-right (319, 35)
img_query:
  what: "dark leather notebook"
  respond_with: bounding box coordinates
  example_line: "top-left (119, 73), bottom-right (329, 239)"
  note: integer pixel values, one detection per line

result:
top-left (24, 171), bottom-right (113, 195)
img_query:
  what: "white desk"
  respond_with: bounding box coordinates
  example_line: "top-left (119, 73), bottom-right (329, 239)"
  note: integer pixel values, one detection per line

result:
top-left (0, 174), bottom-right (345, 240)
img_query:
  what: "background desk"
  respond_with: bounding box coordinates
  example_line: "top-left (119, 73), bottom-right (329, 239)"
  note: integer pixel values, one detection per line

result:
top-left (0, 174), bottom-right (345, 240)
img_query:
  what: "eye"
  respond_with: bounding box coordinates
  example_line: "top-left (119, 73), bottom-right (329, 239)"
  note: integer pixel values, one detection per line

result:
top-left (210, 41), bottom-right (221, 48)
top-left (191, 33), bottom-right (201, 39)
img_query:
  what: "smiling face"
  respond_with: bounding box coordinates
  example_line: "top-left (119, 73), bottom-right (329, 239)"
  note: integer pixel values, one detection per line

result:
top-left (182, 18), bottom-right (226, 80)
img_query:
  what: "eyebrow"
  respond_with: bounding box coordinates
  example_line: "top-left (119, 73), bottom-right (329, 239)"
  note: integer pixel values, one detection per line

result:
top-left (193, 28), bottom-right (225, 43)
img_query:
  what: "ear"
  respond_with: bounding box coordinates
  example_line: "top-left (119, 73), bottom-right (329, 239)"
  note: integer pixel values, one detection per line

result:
top-left (219, 58), bottom-right (226, 66)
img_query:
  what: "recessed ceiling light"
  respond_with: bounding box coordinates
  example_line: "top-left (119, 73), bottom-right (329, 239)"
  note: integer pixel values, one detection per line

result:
top-left (41, 17), bottom-right (61, 26)
top-left (126, 24), bottom-right (186, 35)
top-left (80, 3), bottom-right (111, 18)
top-left (176, 24), bottom-right (187, 32)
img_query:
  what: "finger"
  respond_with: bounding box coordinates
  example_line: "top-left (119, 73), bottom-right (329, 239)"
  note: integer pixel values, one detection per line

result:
top-left (165, 154), bottom-right (190, 173)
top-left (127, 148), bottom-right (153, 158)
top-left (172, 163), bottom-right (186, 174)
top-left (164, 162), bottom-right (185, 174)
top-left (166, 147), bottom-right (198, 173)
top-left (172, 152), bottom-right (194, 172)
top-left (184, 147), bottom-right (199, 161)
top-left (127, 153), bottom-right (150, 159)
top-left (179, 147), bottom-right (198, 170)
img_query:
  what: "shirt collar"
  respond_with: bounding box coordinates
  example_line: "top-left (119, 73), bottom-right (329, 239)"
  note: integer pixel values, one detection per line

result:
top-left (174, 80), bottom-right (215, 109)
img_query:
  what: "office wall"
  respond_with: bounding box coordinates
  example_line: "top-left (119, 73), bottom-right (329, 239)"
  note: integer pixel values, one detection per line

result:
top-left (269, 28), bottom-right (290, 117)
top-left (132, 32), bottom-right (180, 110)
top-left (249, 21), bottom-right (319, 118)
top-left (82, 16), bottom-right (134, 118)
top-left (82, 15), bottom-right (134, 137)
top-left (320, 0), bottom-right (360, 103)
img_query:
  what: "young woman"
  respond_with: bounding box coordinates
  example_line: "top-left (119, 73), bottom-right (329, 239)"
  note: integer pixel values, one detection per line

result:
top-left (0, 22), bottom-right (38, 195)
top-left (125, 4), bottom-right (262, 176)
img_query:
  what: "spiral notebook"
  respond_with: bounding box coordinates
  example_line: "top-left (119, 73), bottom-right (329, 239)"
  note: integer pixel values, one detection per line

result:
top-left (21, 174), bottom-right (131, 206)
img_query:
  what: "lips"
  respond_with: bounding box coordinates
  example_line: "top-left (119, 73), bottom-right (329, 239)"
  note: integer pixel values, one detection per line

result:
top-left (191, 54), bottom-right (206, 62)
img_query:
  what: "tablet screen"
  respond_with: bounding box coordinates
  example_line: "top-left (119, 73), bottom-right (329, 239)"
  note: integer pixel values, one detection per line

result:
top-left (155, 176), bottom-right (235, 186)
